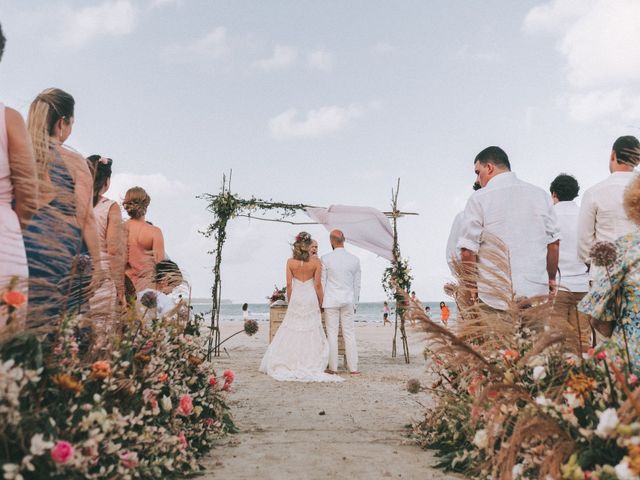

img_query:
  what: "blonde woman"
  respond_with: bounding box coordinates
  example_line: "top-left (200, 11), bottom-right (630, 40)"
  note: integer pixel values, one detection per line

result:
top-left (259, 232), bottom-right (343, 382)
top-left (123, 186), bottom-right (165, 293)
top-left (24, 88), bottom-right (100, 324)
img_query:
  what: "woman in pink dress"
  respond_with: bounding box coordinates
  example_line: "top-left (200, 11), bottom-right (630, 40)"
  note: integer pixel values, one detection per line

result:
top-left (0, 25), bottom-right (38, 328)
top-left (86, 155), bottom-right (124, 343)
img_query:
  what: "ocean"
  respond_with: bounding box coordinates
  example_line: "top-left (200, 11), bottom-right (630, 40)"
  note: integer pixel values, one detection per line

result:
top-left (190, 301), bottom-right (457, 324)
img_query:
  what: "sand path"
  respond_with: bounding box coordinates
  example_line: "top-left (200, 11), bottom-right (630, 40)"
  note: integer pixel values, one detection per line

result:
top-left (200, 320), bottom-right (462, 480)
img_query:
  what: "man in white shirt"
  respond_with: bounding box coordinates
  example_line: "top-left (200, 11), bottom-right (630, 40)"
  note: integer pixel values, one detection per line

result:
top-left (457, 146), bottom-right (561, 310)
top-left (321, 229), bottom-right (361, 375)
top-left (577, 136), bottom-right (640, 272)
top-left (549, 174), bottom-right (590, 340)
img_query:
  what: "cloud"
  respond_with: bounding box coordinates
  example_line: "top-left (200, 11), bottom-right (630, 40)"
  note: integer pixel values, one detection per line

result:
top-left (371, 42), bottom-right (395, 56)
top-left (164, 27), bottom-right (228, 60)
top-left (307, 49), bottom-right (333, 72)
top-left (268, 104), bottom-right (364, 140)
top-left (60, 0), bottom-right (138, 47)
top-left (149, 0), bottom-right (183, 7)
top-left (107, 172), bottom-right (187, 202)
top-left (254, 45), bottom-right (298, 71)
top-left (524, 0), bottom-right (640, 122)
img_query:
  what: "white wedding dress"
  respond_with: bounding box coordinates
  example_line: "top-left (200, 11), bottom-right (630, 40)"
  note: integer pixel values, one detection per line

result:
top-left (260, 278), bottom-right (344, 382)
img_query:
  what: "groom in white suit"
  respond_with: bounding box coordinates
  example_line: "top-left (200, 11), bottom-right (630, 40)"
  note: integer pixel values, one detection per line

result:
top-left (321, 229), bottom-right (361, 375)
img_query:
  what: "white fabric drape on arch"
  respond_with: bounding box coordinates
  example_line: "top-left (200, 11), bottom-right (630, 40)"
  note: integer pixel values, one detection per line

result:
top-left (305, 205), bottom-right (394, 261)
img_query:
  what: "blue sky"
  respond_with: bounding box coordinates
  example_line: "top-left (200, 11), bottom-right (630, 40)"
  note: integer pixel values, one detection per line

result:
top-left (1, 0), bottom-right (639, 301)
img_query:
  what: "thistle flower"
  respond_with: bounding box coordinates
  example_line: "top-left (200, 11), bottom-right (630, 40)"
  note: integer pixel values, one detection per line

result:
top-left (590, 241), bottom-right (617, 267)
top-left (140, 291), bottom-right (158, 309)
top-left (244, 319), bottom-right (259, 336)
top-left (406, 378), bottom-right (421, 394)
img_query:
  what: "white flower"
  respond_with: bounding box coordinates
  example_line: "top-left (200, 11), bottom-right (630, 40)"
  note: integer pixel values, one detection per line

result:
top-left (564, 392), bottom-right (583, 409)
top-left (29, 434), bottom-right (54, 456)
top-left (473, 429), bottom-right (488, 449)
top-left (596, 408), bottom-right (620, 438)
top-left (535, 395), bottom-right (551, 407)
top-left (2, 463), bottom-right (23, 480)
top-left (161, 396), bottom-right (172, 412)
top-left (532, 366), bottom-right (546, 382)
top-left (512, 463), bottom-right (524, 479)
top-left (615, 459), bottom-right (640, 480)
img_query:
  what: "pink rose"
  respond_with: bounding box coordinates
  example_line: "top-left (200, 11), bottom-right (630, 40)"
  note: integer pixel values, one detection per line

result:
top-left (208, 376), bottom-right (217, 387)
top-left (223, 370), bottom-right (235, 383)
top-left (223, 381), bottom-right (231, 392)
top-left (630, 374), bottom-right (638, 385)
top-left (596, 351), bottom-right (607, 360)
top-left (119, 451), bottom-right (138, 469)
top-left (178, 431), bottom-right (187, 450)
top-left (51, 441), bottom-right (74, 464)
top-left (178, 394), bottom-right (193, 416)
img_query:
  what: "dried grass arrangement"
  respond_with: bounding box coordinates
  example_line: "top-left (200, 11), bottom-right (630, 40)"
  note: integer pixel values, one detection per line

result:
top-left (409, 238), bottom-right (639, 480)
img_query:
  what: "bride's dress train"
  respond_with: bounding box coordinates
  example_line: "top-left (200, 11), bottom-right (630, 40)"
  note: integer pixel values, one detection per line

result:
top-left (260, 278), bottom-right (344, 382)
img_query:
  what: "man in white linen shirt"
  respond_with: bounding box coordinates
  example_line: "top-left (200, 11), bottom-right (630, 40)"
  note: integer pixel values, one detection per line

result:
top-left (549, 174), bottom-right (590, 342)
top-left (577, 136), bottom-right (640, 273)
top-left (321, 229), bottom-right (361, 375)
top-left (457, 146), bottom-right (561, 311)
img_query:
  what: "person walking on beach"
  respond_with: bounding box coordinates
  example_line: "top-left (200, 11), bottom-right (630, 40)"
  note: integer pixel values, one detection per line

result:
top-left (439, 301), bottom-right (450, 326)
top-left (322, 229), bottom-right (361, 375)
top-left (457, 146), bottom-right (560, 311)
top-left (382, 301), bottom-right (391, 326)
top-left (242, 302), bottom-right (249, 321)
top-left (577, 136), bottom-right (640, 279)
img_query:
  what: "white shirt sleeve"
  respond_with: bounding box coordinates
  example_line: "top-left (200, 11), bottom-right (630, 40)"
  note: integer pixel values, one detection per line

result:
top-left (577, 189), bottom-right (596, 262)
top-left (543, 197), bottom-right (562, 244)
top-left (456, 196), bottom-right (483, 253)
top-left (321, 257), bottom-right (328, 290)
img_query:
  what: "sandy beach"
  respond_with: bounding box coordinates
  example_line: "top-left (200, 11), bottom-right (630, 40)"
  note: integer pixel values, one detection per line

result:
top-left (199, 319), bottom-right (463, 480)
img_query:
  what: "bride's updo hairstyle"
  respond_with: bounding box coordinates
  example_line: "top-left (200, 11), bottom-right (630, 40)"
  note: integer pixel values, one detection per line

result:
top-left (292, 231), bottom-right (312, 261)
top-left (123, 186), bottom-right (151, 219)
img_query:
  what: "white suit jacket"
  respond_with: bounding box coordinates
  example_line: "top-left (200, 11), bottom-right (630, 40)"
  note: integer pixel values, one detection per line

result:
top-left (321, 248), bottom-right (361, 309)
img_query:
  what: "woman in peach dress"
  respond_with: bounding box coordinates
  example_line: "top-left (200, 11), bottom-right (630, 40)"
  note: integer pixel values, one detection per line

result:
top-left (123, 187), bottom-right (165, 294)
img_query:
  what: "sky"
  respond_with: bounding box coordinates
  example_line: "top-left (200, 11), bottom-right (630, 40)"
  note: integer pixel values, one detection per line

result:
top-left (1, 0), bottom-right (639, 302)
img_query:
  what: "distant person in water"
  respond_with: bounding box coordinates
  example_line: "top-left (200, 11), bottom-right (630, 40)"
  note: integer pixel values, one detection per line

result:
top-left (242, 302), bottom-right (249, 321)
top-left (440, 301), bottom-right (450, 326)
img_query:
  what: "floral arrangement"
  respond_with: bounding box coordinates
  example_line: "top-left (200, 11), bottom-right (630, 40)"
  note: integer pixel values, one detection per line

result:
top-left (268, 286), bottom-right (287, 304)
top-left (0, 303), bottom-right (236, 479)
top-left (382, 256), bottom-right (413, 315)
top-left (409, 240), bottom-right (640, 480)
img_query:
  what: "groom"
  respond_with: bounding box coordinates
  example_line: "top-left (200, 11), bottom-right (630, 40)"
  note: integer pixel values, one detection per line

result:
top-left (322, 229), bottom-right (361, 375)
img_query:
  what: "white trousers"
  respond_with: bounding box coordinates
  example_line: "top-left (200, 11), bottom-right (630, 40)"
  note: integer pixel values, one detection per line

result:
top-left (324, 305), bottom-right (358, 372)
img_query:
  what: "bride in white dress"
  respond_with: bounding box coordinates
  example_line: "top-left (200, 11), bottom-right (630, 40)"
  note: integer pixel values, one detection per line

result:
top-left (260, 232), bottom-right (343, 382)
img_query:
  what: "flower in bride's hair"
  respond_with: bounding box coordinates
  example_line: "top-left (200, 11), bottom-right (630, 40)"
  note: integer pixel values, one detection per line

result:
top-left (406, 378), bottom-right (421, 394)
top-left (590, 241), bottom-right (617, 267)
top-left (244, 319), bottom-right (259, 336)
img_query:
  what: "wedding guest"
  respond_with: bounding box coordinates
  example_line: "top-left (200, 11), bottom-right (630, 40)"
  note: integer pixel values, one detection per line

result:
top-left (382, 301), bottom-right (391, 326)
top-left (24, 88), bottom-right (101, 324)
top-left (242, 302), bottom-right (249, 321)
top-left (137, 260), bottom-right (183, 317)
top-left (0, 23), bottom-right (38, 327)
top-left (310, 239), bottom-right (319, 258)
top-left (86, 155), bottom-right (125, 339)
top-left (446, 182), bottom-right (481, 275)
top-left (439, 301), bottom-right (450, 325)
top-left (549, 174), bottom-right (590, 346)
top-left (579, 175), bottom-right (640, 369)
top-left (124, 186), bottom-right (165, 293)
top-left (457, 146), bottom-right (560, 311)
top-left (578, 136), bottom-right (640, 277)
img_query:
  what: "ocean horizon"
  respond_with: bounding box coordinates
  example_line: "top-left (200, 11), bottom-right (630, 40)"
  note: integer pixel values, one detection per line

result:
top-left (189, 300), bottom-right (457, 324)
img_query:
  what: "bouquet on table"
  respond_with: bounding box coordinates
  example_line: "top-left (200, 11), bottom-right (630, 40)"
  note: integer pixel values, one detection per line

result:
top-left (268, 286), bottom-right (287, 305)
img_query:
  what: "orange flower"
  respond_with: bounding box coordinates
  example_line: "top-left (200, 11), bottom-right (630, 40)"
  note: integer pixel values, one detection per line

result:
top-left (566, 372), bottom-right (596, 398)
top-left (188, 355), bottom-right (203, 366)
top-left (134, 352), bottom-right (151, 364)
top-left (53, 373), bottom-right (84, 394)
top-left (91, 361), bottom-right (112, 380)
top-left (628, 445), bottom-right (640, 474)
top-left (2, 290), bottom-right (26, 308)
top-left (502, 349), bottom-right (519, 362)
top-left (158, 372), bottom-right (168, 382)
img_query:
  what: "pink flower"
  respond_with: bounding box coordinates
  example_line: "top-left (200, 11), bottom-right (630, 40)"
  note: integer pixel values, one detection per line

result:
top-left (586, 347), bottom-right (595, 358)
top-left (223, 370), bottom-right (235, 383)
top-left (208, 376), bottom-right (217, 387)
top-left (203, 418), bottom-right (214, 428)
top-left (158, 372), bottom-right (168, 382)
top-left (119, 450), bottom-right (138, 469)
top-left (223, 381), bottom-right (231, 392)
top-left (630, 374), bottom-right (638, 385)
top-left (177, 394), bottom-right (193, 416)
top-left (596, 351), bottom-right (607, 360)
top-left (51, 441), bottom-right (74, 464)
top-left (178, 431), bottom-right (187, 450)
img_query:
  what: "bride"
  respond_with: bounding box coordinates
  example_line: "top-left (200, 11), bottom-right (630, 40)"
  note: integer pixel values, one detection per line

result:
top-left (260, 232), bottom-right (343, 382)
